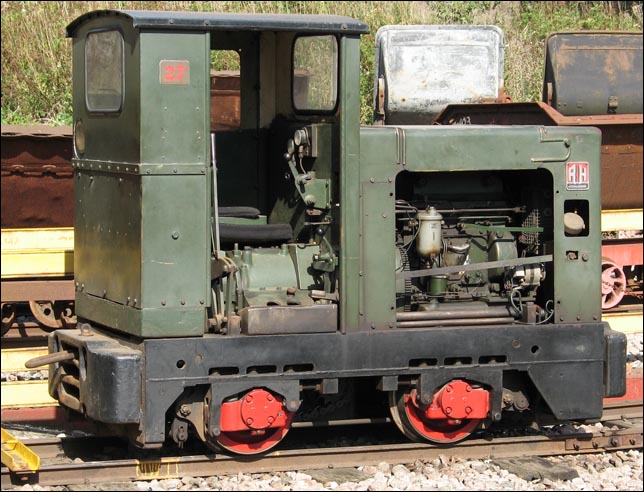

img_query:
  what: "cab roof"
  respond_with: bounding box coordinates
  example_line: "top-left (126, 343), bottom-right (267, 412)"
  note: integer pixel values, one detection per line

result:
top-left (66, 9), bottom-right (370, 37)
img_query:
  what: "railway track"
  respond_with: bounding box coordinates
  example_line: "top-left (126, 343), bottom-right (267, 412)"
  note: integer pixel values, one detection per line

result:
top-left (2, 400), bottom-right (641, 489)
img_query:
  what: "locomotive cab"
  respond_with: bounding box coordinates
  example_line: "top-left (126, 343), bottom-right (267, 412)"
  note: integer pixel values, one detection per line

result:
top-left (38, 10), bottom-right (627, 454)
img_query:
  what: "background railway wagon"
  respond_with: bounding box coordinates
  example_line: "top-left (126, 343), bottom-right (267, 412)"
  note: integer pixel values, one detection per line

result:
top-left (1, 125), bottom-right (75, 335)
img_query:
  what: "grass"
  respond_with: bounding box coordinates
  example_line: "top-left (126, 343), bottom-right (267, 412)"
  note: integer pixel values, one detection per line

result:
top-left (1, 1), bottom-right (641, 126)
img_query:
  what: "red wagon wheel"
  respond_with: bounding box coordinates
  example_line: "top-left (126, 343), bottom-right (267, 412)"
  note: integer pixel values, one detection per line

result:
top-left (601, 258), bottom-right (626, 310)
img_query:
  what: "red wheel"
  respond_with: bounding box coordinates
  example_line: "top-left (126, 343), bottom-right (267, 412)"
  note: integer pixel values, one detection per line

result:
top-left (601, 259), bottom-right (626, 309)
top-left (212, 388), bottom-right (294, 455)
top-left (389, 381), bottom-right (487, 444)
top-left (215, 424), bottom-right (292, 455)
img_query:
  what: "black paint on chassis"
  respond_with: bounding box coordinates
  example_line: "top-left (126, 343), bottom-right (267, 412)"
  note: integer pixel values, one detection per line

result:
top-left (49, 323), bottom-right (626, 446)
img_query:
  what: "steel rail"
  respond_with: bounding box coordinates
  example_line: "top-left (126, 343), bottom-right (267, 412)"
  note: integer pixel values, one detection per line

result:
top-left (2, 406), bottom-right (642, 489)
top-left (601, 399), bottom-right (643, 422)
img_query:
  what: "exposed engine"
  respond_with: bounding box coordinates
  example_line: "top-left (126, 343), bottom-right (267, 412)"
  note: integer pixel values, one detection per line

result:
top-left (394, 171), bottom-right (558, 325)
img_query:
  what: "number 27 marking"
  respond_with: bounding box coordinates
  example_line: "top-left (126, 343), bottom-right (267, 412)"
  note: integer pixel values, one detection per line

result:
top-left (164, 65), bottom-right (186, 82)
top-left (159, 60), bottom-right (190, 85)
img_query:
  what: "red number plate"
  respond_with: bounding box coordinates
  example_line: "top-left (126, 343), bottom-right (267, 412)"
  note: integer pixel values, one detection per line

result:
top-left (159, 60), bottom-right (190, 85)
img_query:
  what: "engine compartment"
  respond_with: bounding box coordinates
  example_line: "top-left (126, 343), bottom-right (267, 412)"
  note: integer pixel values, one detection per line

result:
top-left (393, 169), bottom-right (558, 325)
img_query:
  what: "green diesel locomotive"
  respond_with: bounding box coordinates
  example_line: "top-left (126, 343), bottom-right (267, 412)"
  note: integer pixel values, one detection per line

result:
top-left (35, 10), bottom-right (626, 455)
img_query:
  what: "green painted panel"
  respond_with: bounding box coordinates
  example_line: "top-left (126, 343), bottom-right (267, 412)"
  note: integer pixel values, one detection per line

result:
top-left (74, 168), bottom-right (142, 306)
top-left (359, 124), bottom-right (603, 324)
top-left (139, 32), bottom-right (209, 165)
top-left (76, 293), bottom-right (205, 338)
top-left (141, 175), bottom-right (209, 309)
top-left (71, 17), bottom-right (141, 163)
top-left (361, 182), bottom-right (396, 330)
top-left (338, 36), bottom-right (362, 333)
top-left (546, 133), bottom-right (603, 323)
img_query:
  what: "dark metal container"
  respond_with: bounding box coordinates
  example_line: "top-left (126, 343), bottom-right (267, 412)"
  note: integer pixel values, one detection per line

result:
top-left (543, 32), bottom-right (642, 116)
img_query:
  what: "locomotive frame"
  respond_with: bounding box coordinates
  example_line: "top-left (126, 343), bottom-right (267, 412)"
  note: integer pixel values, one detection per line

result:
top-left (39, 10), bottom-right (626, 455)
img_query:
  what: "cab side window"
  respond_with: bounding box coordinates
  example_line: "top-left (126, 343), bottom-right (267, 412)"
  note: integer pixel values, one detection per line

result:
top-left (85, 30), bottom-right (124, 112)
top-left (293, 35), bottom-right (338, 112)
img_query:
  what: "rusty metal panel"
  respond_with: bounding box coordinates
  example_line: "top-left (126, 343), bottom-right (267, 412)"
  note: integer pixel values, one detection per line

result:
top-left (596, 123), bottom-right (643, 209)
top-left (0, 280), bottom-right (75, 302)
top-left (374, 25), bottom-right (506, 124)
top-left (1, 126), bottom-right (74, 229)
top-left (210, 70), bottom-right (241, 131)
top-left (543, 31), bottom-right (643, 116)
